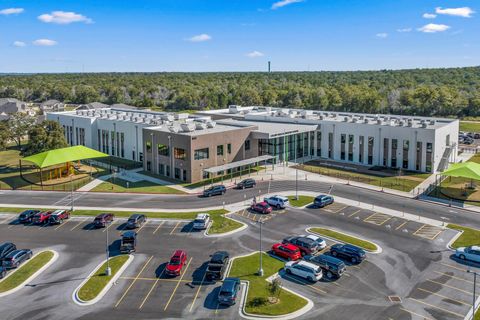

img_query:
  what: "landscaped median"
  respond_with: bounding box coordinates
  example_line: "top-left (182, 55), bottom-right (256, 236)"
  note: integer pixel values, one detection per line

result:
top-left (228, 252), bottom-right (311, 317)
top-left (309, 227), bottom-right (380, 252)
top-left (74, 255), bottom-right (133, 305)
top-left (287, 195), bottom-right (314, 207)
top-left (0, 250), bottom-right (57, 297)
top-left (447, 224), bottom-right (480, 249)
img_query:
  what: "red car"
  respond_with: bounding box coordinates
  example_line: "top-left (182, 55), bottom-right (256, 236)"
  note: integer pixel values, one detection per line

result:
top-left (271, 243), bottom-right (302, 261)
top-left (32, 211), bottom-right (54, 225)
top-left (165, 250), bottom-right (187, 276)
top-left (48, 210), bottom-right (71, 224)
top-left (250, 202), bottom-right (273, 214)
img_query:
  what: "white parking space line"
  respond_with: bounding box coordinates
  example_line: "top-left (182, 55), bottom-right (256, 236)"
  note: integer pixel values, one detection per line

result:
top-left (70, 218), bottom-right (87, 231)
top-left (153, 221), bottom-right (165, 234)
top-left (408, 298), bottom-right (465, 318)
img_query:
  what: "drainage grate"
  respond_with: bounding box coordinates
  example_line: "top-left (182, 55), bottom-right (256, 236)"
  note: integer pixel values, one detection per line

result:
top-left (388, 296), bottom-right (402, 303)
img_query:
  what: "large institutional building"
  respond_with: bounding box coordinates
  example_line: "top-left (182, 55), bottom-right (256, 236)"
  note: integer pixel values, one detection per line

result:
top-left (47, 105), bottom-right (458, 183)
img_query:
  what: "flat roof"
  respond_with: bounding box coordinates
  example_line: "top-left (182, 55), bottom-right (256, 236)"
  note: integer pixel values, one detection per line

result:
top-left (204, 155), bottom-right (274, 174)
top-left (145, 121), bottom-right (255, 136)
top-left (217, 119), bottom-right (318, 139)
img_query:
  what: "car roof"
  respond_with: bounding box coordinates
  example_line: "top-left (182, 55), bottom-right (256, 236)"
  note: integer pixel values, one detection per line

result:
top-left (222, 277), bottom-right (240, 289)
top-left (257, 201), bottom-right (269, 206)
top-left (242, 178), bottom-right (254, 182)
top-left (316, 194), bottom-right (330, 198)
top-left (129, 214), bottom-right (143, 219)
top-left (281, 243), bottom-right (299, 251)
top-left (296, 260), bottom-right (319, 269)
top-left (343, 244), bottom-right (364, 252)
top-left (272, 195), bottom-right (288, 200)
top-left (470, 245), bottom-right (480, 250)
top-left (0, 242), bottom-right (14, 249)
top-left (195, 213), bottom-right (209, 219)
top-left (122, 231), bottom-right (137, 237)
top-left (316, 254), bottom-right (344, 264)
top-left (211, 251), bottom-right (228, 261)
top-left (6, 249), bottom-right (23, 257)
top-left (51, 209), bottom-right (65, 215)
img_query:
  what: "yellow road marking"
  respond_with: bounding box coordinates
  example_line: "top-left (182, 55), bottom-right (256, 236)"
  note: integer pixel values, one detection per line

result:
top-left (400, 307), bottom-right (434, 320)
top-left (69, 219), bottom-right (87, 231)
top-left (115, 255), bottom-right (154, 308)
top-left (395, 221), bottom-right (408, 231)
top-left (363, 212), bottom-right (377, 222)
top-left (429, 229), bottom-right (443, 240)
top-left (348, 209), bottom-right (361, 218)
top-left (408, 298), bottom-right (464, 318)
top-left (378, 217), bottom-right (392, 226)
top-left (189, 272), bottom-right (207, 312)
top-left (426, 279), bottom-right (472, 295)
top-left (417, 287), bottom-right (470, 306)
top-left (120, 276), bottom-right (190, 283)
top-left (153, 221), bottom-right (165, 234)
top-left (169, 221), bottom-right (181, 235)
top-left (412, 224), bottom-right (426, 236)
top-left (138, 266), bottom-right (165, 309)
top-left (433, 271), bottom-right (474, 284)
top-left (164, 257), bottom-right (193, 311)
top-left (334, 205), bottom-right (347, 213)
top-left (439, 262), bottom-right (468, 272)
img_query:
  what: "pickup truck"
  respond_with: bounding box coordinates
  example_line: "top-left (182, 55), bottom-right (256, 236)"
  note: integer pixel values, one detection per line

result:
top-left (205, 251), bottom-right (229, 281)
top-left (263, 195), bottom-right (289, 209)
top-left (120, 231), bottom-right (137, 253)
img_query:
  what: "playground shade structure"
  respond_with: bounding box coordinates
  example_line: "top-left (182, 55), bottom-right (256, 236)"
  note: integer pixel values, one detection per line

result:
top-left (22, 146), bottom-right (108, 168)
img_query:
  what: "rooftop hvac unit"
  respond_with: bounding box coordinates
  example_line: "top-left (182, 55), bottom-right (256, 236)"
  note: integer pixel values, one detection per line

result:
top-left (176, 113), bottom-right (189, 120)
top-left (228, 105), bottom-right (242, 113)
top-left (168, 126), bottom-right (179, 133)
top-left (407, 120), bottom-right (413, 127)
top-left (377, 119), bottom-right (383, 124)
top-left (343, 117), bottom-right (349, 122)
top-left (161, 114), bottom-right (174, 121)
top-left (195, 122), bottom-right (207, 130)
top-left (429, 120), bottom-right (435, 125)
top-left (398, 120), bottom-right (404, 126)
top-left (180, 123), bottom-right (195, 132)
top-left (421, 122), bottom-right (428, 128)
top-left (319, 115), bottom-right (324, 120)
top-left (352, 118), bottom-right (358, 123)
top-left (364, 119), bottom-right (369, 124)
top-left (123, 115), bottom-right (128, 120)
top-left (76, 110), bottom-right (81, 115)
top-left (206, 121), bottom-right (216, 128)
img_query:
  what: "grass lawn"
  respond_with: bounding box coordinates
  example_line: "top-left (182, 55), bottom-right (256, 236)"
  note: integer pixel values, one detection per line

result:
top-left (184, 166), bottom-right (264, 189)
top-left (229, 252), bottom-right (308, 316)
top-left (77, 255), bottom-right (129, 302)
top-left (91, 177), bottom-right (185, 194)
top-left (447, 224), bottom-right (480, 248)
top-left (297, 164), bottom-right (430, 192)
top-left (287, 195), bottom-right (314, 207)
top-left (208, 214), bottom-right (244, 234)
top-left (310, 227), bottom-right (378, 251)
top-left (460, 121), bottom-right (480, 133)
top-left (0, 251), bottom-right (54, 293)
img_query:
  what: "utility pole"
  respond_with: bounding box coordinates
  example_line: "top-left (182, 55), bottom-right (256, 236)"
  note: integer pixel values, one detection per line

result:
top-left (70, 172), bottom-right (74, 212)
top-left (257, 219), bottom-right (265, 277)
top-left (105, 220), bottom-right (111, 276)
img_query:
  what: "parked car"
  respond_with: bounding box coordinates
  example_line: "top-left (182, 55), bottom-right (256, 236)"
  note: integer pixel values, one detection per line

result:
top-left (93, 213), bottom-right (114, 228)
top-left (32, 211), bottom-right (54, 225)
top-left (193, 213), bottom-right (210, 230)
top-left (126, 214), bottom-right (147, 229)
top-left (250, 201), bottom-right (272, 214)
top-left (18, 210), bottom-right (40, 224)
top-left (218, 277), bottom-right (241, 306)
top-left (464, 138), bottom-right (474, 145)
top-left (3, 249), bottom-right (33, 269)
top-left (271, 243), bottom-right (302, 261)
top-left (236, 178), bottom-right (256, 189)
top-left (330, 244), bottom-right (366, 264)
top-left (284, 260), bottom-right (323, 282)
top-left (474, 133), bottom-right (480, 139)
top-left (120, 231), bottom-right (137, 253)
top-left (0, 265), bottom-right (6, 279)
top-left (304, 254), bottom-right (346, 278)
top-left (48, 209), bottom-right (71, 224)
top-left (455, 245), bottom-right (480, 263)
top-left (299, 234), bottom-right (327, 250)
top-left (205, 251), bottom-right (229, 281)
top-left (165, 250), bottom-right (187, 276)
top-left (313, 194), bottom-right (334, 208)
top-left (0, 242), bottom-right (16, 262)
top-left (282, 236), bottom-right (319, 256)
top-left (203, 185), bottom-right (226, 197)
top-left (264, 195), bottom-right (289, 209)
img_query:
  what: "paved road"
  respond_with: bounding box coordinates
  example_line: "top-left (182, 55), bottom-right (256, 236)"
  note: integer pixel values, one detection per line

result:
top-left (1, 179), bottom-right (479, 228)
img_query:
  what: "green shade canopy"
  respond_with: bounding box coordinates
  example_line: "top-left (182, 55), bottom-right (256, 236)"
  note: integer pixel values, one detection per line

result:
top-left (441, 161), bottom-right (480, 181)
top-left (22, 145), bottom-right (108, 168)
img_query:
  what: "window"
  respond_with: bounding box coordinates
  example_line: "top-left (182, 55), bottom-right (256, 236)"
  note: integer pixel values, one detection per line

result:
top-left (116, 132), bottom-right (120, 156)
top-left (159, 163), bottom-right (165, 175)
top-left (194, 148), bottom-right (209, 160)
top-left (391, 139), bottom-right (397, 168)
top-left (166, 165), bottom-right (170, 177)
top-left (111, 131), bottom-right (115, 155)
top-left (383, 138), bottom-right (389, 166)
top-left (227, 143), bottom-right (232, 154)
top-left (139, 152), bottom-right (143, 162)
top-left (348, 135), bottom-right (354, 161)
top-left (174, 167), bottom-right (180, 179)
top-left (340, 134), bottom-right (346, 160)
top-left (368, 137), bottom-right (374, 165)
top-left (328, 132), bottom-right (333, 158)
top-left (426, 142), bottom-right (433, 172)
top-left (97, 129), bottom-right (101, 151)
top-left (316, 131), bottom-right (322, 157)
top-left (182, 169), bottom-right (187, 182)
top-left (202, 170), bottom-right (209, 179)
top-left (245, 140), bottom-right (251, 151)
top-left (403, 140), bottom-right (409, 169)
top-left (147, 161), bottom-right (151, 171)
top-left (174, 148), bottom-right (186, 160)
top-left (217, 145), bottom-right (224, 156)
top-left (146, 141), bottom-right (152, 152)
top-left (75, 127), bottom-right (79, 146)
top-left (158, 144), bottom-right (169, 156)
top-left (416, 142), bottom-right (422, 171)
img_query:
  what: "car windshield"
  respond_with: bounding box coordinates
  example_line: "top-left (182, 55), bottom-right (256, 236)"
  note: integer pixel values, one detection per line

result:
top-left (170, 258), bottom-right (181, 265)
top-left (219, 290), bottom-right (232, 296)
top-left (194, 219), bottom-right (205, 223)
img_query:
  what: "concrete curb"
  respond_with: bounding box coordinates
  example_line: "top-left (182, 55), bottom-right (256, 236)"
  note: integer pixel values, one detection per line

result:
top-left (228, 251), bottom-right (313, 320)
top-left (306, 227), bottom-right (382, 254)
top-left (0, 249), bottom-right (58, 297)
top-left (72, 254), bottom-right (134, 306)
top-left (205, 212), bottom-right (248, 237)
top-left (446, 228), bottom-right (463, 251)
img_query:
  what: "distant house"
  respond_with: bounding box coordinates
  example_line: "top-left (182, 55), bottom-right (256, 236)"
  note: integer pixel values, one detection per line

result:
top-left (110, 103), bottom-right (141, 110)
top-left (0, 98), bottom-right (35, 119)
top-left (40, 99), bottom-right (65, 113)
top-left (76, 102), bottom-right (109, 110)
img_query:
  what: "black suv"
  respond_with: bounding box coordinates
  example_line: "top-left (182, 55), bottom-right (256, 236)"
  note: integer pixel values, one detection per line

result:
top-left (304, 254), bottom-right (346, 278)
top-left (330, 244), bottom-right (366, 264)
top-left (0, 242), bottom-right (16, 262)
top-left (205, 251), bottom-right (230, 281)
top-left (236, 179), bottom-right (256, 189)
top-left (126, 214), bottom-right (147, 229)
top-left (282, 236), bottom-right (319, 256)
top-left (18, 210), bottom-right (40, 224)
top-left (203, 185), bottom-right (226, 197)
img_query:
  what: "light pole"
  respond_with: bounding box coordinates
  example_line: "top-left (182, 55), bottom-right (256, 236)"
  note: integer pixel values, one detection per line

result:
top-left (70, 172), bottom-right (74, 212)
top-left (467, 269), bottom-right (478, 320)
top-left (258, 219), bottom-right (264, 276)
top-left (105, 220), bottom-right (111, 276)
top-left (294, 134), bottom-right (298, 200)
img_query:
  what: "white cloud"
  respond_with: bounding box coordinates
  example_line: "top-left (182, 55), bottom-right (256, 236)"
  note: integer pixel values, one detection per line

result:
top-left (33, 39), bottom-right (58, 46)
top-left (38, 11), bottom-right (93, 24)
top-left (376, 32), bottom-right (388, 38)
top-left (246, 51), bottom-right (265, 58)
top-left (418, 23), bottom-right (450, 33)
top-left (13, 41), bottom-right (26, 47)
top-left (0, 8), bottom-right (24, 15)
top-left (422, 13), bottom-right (437, 19)
top-left (435, 7), bottom-right (474, 18)
top-left (271, 0), bottom-right (304, 10)
top-left (397, 28), bottom-right (412, 33)
top-left (187, 34), bottom-right (212, 42)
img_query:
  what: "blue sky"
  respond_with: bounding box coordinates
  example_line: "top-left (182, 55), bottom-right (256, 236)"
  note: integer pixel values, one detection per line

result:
top-left (0, 0), bottom-right (478, 72)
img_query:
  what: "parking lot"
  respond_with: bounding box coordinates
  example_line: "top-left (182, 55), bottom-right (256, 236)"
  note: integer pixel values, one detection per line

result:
top-left (0, 201), bottom-right (478, 320)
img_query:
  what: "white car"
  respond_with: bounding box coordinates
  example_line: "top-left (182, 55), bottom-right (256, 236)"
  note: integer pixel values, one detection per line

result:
top-left (264, 195), bottom-right (289, 209)
top-left (284, 260), bottom-right (322, 282)
top-left (455, 245), bottom-right (480, 263)
top-left (193, 213), bottom-right (210, 230)
top-left (299, 234), bottom-right (327, 250)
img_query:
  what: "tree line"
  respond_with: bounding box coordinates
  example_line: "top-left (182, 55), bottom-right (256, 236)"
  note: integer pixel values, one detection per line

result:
top-left (1, 67), bottom-right (479, 117)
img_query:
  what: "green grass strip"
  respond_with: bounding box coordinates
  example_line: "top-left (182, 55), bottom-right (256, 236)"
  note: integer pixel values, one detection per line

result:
top-left (447, 224), bottom-right (480, 249)
top-left (77, 255), bottom-right (129, 302)
top-left (310, 227), bottom-right (378, 251)
top-left (287, 195), bottom-right (314, 207)
top-left (0, 251), bottom-right (54, 293)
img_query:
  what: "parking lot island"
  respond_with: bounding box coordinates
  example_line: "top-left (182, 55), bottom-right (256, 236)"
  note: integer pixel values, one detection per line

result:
top-left (228, 252), bottom-right (310, 317)
top-left (308, 227), bottom-right (380, 252)
top-left (0, 250), bottom-right (57, 297)
top-left (75, 254), bottom-right (133, 305)
top-left (287, 195), bottom-right (314, 208)
top-left (447, 224), bottom-right (480, 249)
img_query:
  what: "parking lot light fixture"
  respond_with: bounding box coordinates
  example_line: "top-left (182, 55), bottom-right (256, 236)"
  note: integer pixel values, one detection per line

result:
top-left (70, 173), bottom-right (74, 212)
top-left (467, 269), bottom-right (478, 320)
top-left (258, 219), bottom-right (264, 277)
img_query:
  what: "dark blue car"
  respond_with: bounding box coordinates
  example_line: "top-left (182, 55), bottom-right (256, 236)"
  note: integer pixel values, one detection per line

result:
top-left (218, 277), bottom-right (241, 305)
top-left (330, 244), bottom-right (366, 264)
top-left (314, 195), bottom-right (334, 208)
top-left (304, 254), bottom-right (346, 278)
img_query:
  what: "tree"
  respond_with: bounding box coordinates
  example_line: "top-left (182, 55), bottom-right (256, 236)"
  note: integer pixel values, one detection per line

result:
top-left (23, 120), bottom-right (67, 156)
top-left (7, 112), bottom-right (37, 146)
top-left (0, 121), bottom-right (9, 150)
